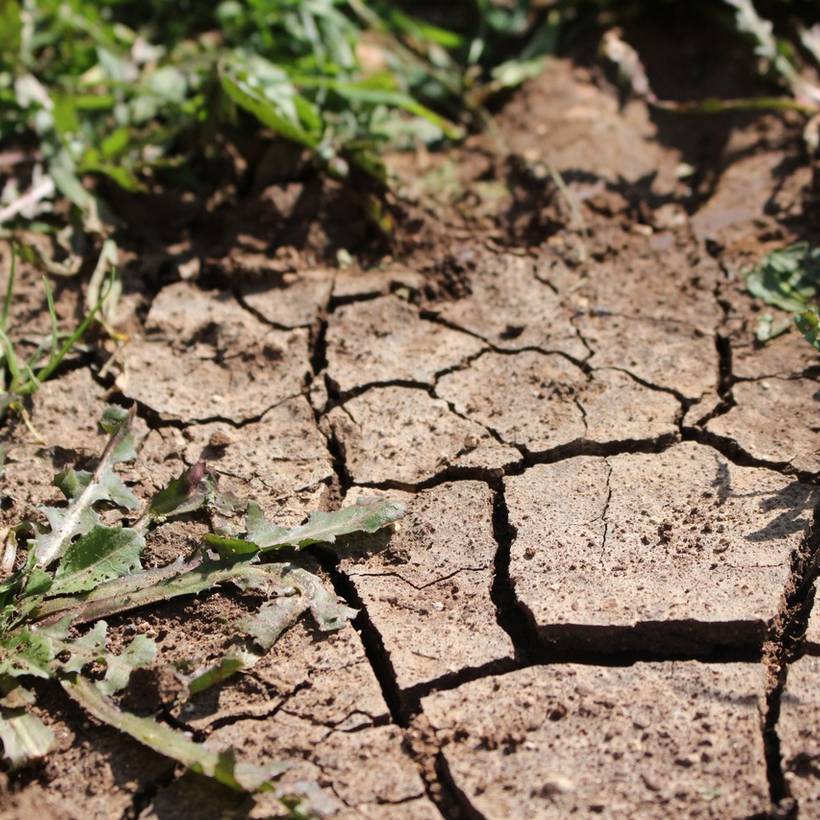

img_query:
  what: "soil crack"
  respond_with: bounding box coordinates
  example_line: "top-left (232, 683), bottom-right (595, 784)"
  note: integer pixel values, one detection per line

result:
top-left (760, 496), bottom-right (820, 815)
top-left (682, 425), bottom-right (818, 484)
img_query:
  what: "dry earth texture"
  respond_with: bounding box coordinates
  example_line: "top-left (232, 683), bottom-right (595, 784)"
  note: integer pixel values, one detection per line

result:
top-left (2, 45), bottom-right (820, 820)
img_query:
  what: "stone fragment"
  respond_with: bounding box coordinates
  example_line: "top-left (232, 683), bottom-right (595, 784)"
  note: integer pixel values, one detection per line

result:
top-left (436, 351), bottom-right (678, 451)
top-left (341, 483), bottom-right (514, 691)
top-left (424, 662), bottom-right (769, 819)
top-left (424, 253), bottom-right (586, 358)
top-left (123, 282), bottom-right (308, 422)
top-left (705, 378), bottom-right (820, 475)
top-left (325, 386), bottom-right (519, 486)
top-left (239, 269), bottom-right (333, 328)
top-left (780, 655), bottom-right (820, 815)
top-left (505, 442), bottom-right (816, 652)
top-left (326, 295), bottom-right (484, 394)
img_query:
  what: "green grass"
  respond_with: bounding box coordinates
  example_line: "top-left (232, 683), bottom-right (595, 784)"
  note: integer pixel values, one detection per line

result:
top-left (0, 243), bottom-right (114, 424)
top-left (2, 1), bottom-right (817, 240)
top-left (0, 0), bottom-right (566, 238)
top-left (0, 405), bottom-right (403, 808)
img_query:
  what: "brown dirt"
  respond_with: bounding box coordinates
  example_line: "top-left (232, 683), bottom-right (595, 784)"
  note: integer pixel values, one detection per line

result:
top-left (423, 662), bottom-right (769, 818)
top-left (2, 34), bottom-right (820, 820)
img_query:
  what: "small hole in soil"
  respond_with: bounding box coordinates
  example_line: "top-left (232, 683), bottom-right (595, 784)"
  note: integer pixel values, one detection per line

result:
top-left (500, 324), bottom-right (525, 340)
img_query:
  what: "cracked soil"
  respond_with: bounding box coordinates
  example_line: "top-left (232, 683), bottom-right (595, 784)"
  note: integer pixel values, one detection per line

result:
top-left (1, 42), bottom-right (820, 820)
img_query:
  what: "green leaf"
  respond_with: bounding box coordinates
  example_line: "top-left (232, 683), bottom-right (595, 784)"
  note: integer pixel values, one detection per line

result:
top-left (63, 674), bottom-right (285, 791)
top-left (22, 568), bottom-right (52, 598)
top-left (203, 534), bottom-right (259, 559)
top-left (34, 406), bottom-right (137, 567)
top-left (0, 0), bottom-right (21, 57)
top-left (0, 707), bottom-right (54, 767)
top-left (796, 308), bottom-right (820, 350)
top-left (145, 65), bottom-right (187, 104)
top-left (143, 462), bottom-right (210, 524)
top-left (219, 53), bottom-right (321, 150)
top-left (35, 558), bottom-right (295, 626)
top-left (50, 525), bottom-right (144, 596)
top-left (745, 243), bottom-right (820, 314)
top-left (60, 620), bottom-right (107, 673)
top-left (0, 627), bottom-right (60, 679)
top-left (754, 313), bottom-right (792, 343)
top-left (293, 75), bottom-right (462, 140)
top-left (490, 56), bottom-right (547, 91)
top-left (288, 567), bottom-right (357, 631)
top-left (205, 499), bottom-right (404, 559)
top-left (182, 569), bottom-right (354, 698)
top-left (185, 654), bottom-right (251, 697)
top-left (238, 595), bottom-right (307, 652)
top-left (100, 127), bottom-right (130, 159)
top-left (57, 621), bottom-right (156, 694)
top-left (99, 634), bottom-right (156, 695)
top-left (247, 499), bottom-right (404, 553)
top-left (55, 467), bottom-right (139, 510)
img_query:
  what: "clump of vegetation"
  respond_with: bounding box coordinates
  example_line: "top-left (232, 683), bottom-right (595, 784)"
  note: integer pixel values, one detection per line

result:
top-left (745, 242), bottom-right (820, 350)
top-left (0, 405), bottom-right (403, 808)
top-left (603, 0), bottom-right (820, 119)
top-left (0, 244), bottom-right (115, 426)
top-left (0, 0), bottom-right (563, 238)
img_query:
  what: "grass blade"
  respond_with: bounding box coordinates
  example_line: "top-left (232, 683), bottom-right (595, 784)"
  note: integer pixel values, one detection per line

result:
top-left (62, 674), bottom-right (285, 791)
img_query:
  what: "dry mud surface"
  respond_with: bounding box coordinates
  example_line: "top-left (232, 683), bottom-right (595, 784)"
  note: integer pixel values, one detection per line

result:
top-left (2, 56), bottom-right (820, 819)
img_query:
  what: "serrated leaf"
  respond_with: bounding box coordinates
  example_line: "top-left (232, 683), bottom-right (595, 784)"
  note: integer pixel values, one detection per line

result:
top-left (55, 468), bottom-right (139, 510)
top-left (57, 621), bottom-right (156, 694)
top-left (287, 567), bottom-right (358, 631)
top-left (208, 499), bottom-right (404, 559)
top-left (0, 627), bottom-right (60, 679)
top-left (50, 525), bottom-right (144, 596)
top-left (35, 558), bottom-right (294, 626)
top-left (0, 707), bottom-right (54, 767)
top-left (219, 53), bottom-right (321, 150)
top-left (63, 674), bottom-right (285, 791)
top-left (99, 406), bottom-right (137, 462)
top-left (183, 570), bottom-right (352, 699)
top-left (254, 500), bottom-right (404, 549)
top-left (34, 406), bottom-right (137, 567)
top-left (243, 503), bottom-right (291, 547)
top-left (99, 634), bottom-right (156, 695)
top-left (239, 595), bottom-right (307, 652)
top-left (34, 504), bottom-right (100, 566)
top-left (60, 620), bottom-right (107, 673)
